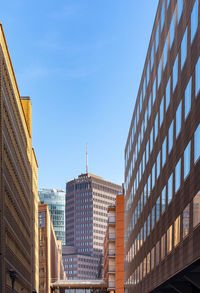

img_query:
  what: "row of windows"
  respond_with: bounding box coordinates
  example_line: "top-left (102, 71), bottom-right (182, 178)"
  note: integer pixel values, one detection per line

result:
top-left (125, 0), bottom-right (199, 189)
top-left (126, 120), bottom-right (200, 247)
top-left (125, 191), bottom-right (200, 285)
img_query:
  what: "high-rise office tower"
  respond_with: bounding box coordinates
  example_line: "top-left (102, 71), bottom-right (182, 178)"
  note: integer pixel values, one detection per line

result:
top-left (124, 0), bottom-right (200, 292)
top-left (39, 188), bottom-right (65, 245)
top-left (64, 173), bottom-right (121, 279)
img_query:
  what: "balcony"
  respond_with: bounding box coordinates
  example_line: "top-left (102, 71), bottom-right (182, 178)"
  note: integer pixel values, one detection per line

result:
top-left (108, 216), bottom-right (116, 225)
top-left (108, 249), bottom-right (115, 257)
top-left (108, 265), bottom-right (115, 273)
top-left (108, 233), bottom-right (116, 241)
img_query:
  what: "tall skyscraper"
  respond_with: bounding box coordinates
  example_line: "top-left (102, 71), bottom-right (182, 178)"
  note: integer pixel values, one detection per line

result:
top-left (64, 173), bottom-right (121, 279)
top-left (39, 188), bottom-right (66, 245)
top-left (124, 0), bottom-right (200, 292)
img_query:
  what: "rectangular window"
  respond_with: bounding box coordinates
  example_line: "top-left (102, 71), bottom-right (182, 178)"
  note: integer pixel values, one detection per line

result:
top-left (170, 12), bottom-right (175, 48)
top-left (156, 196), bottom-right (160, 222)
top-left (161, 234), bottom-right (166, 260)
top-left (181, 27), bottom-right (187, 69)
top-left (145, 109), bottom-right (147, 131)
top-left (157, 151), bottom-right (161, 179)
top-left (151, 247), bottom-right (155, 270)
top-left (148, 173), bottom-right (151, 196)
top-left (156, 241), bottom-right (160, 265)
top-left (148, 95), bottom-right (151, 119)
top-left (174, 216), bottom-right (180, 247)
top-left (151, 43), bottom-right (154, 71)
top-left (150, 128), bottom-right (153, 153)
top-left (160, 97), bottom-right (164, 127)
top-left (161, 0), bottom-right (165, 32)
top-left (183, 204), bottom-right (190, 238)
top-left (140, 92), bottom-right (142, 113)
top-left (147, 215), bottom-right (151, 235)
top-left (147, 63), bottom-right (150, 86)
top-left (162, 186), bottom-right (166, 213)
top-left (194, 124), bottom-right (200, 163)
top-left (137, 105), bottom-right (139, 124)
top-left (191, 0), bottom-right (198, 44)
top-left (193, 191), bottom-right (200, 227)
top-left (196, 57), bottom-right (200, 97)
top-left (175, 158), bottom-right (181, 193)
top-left (158, 58), bottom-right (162, 89)
top-left (176, 101), bottom-right (182, 138)
top-left (185, 78), bottom-right (191, 120)
top-left (156, 24), bottom-right (159, 52)
top-left (163, 36), bottom-right (168, 70)
top-left (153, 78), bottom-right (156, 104)
top-left (167, 225), bottom-right (173, 253)
top-left (152, 206), bottom-right (155, 229)
top-left (152, 164), bottom-right (155, 189)
top-left (166, 77), bottom-right (170, 111)
top-left (184, 141), bottom-right (191, 180)
top-left (155, 114), bottom-right (158, 140)
top-left (168, 120), bottom-right (174, 154)
top-left (173, 55), bottom-right (178, 92)
top-left (177, 0), bottom-right (183, 23)
top-left (162, 137), bottom-right (167, 167)
top-left (146, 140), bottom-right (149, 164)
top-left (143, 78), bottom-right (146, 100)
top-left (168, 173), bottom-right (173, 203)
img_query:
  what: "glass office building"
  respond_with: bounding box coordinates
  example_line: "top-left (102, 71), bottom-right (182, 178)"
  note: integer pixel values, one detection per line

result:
top-left (124, 0), bottom-right (200, 292)
top-left (39, 188), bottom-right (66, 245)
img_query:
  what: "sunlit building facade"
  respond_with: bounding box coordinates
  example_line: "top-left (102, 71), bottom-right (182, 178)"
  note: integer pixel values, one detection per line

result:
top-left (124, 0), bottom-right (200, 292)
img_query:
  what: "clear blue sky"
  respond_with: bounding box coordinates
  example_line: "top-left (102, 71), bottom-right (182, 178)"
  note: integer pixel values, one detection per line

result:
top-left (1, 0), bottom-right (159, 189)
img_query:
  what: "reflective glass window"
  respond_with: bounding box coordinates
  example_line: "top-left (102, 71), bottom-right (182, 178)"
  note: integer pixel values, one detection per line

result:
top-left (156, 24), bottom-right (159, 52)
top-left (148, 95), bottom-right (151, 119)
top-left (176, 101), bottom-right (182, 138)
top-left (146, 140), bottom-right (149, 164)
top-left (151, 247), bottom-right (155, 270)
top-left (157, 151), bottom-right (161, 179)
top-left (156, 241), bottom-right (160, 265)
top-left (168, 173), bottom-right (173, 203)
top-left (173, 55), bottom-right (178, 92)
top-left (148, 173), bottom-right (151, 196)
top-left (160, 97), bottom-right (164, 127)
top-left (161, 186), bottom-right (166, 213)
top-left (162, 137), bottom-right (167, 167)
top-left (161, 0), bottom-right (165, 32)
top-left (153, 78), bottom-right (156, 104)
top-left (185, 78), bottom-right (191, 120)
top-left (156, 196), bottom-right (160, 222)
top-left (145, 109), bottom-right (147, 131)
top-left (191, 0), bottom-right (198, 44)
top-left (151, 43), bottom-right (154, 71)
top-left (155, 114), bottom-right (158, 140)
top-left (194, 124), bottom-right (200, 163)
top-left (174, 216), bottom-right (180, 247)
top-left (167, 0), bottom-right (170, 8)
top-left (166, 77), bottom-right (170, 111)
top-left (195, 57), bottom-right (200, 97)
top-left (181, 27), bottom-right (187, 69)
top-left (167, 225), bottom-right (173, 253)
top-left (147, 63), bottom-right (150, 86)
top-left (152, 206), bottom-right (155, 229)
top-left (168, 120), bottom-right (174, 154)
top-left (184, 141), bottom-right (191, 180)
top-left (163, 36), bottom-right (168, 70)
top-left (170, 12), bottom-right (175, 48)
top-left (152, 164), bottom-right (155, 189)
top-left (147, 215), bottom-right (151, 235)
top-left (140, 92), bottom-right (142, 113)
top-left (158, 58), bottom-right (162, 89)
top-left (177, 0), bottom-right (183, 23)
top-left (143, 77), bottom-right (146, 100)
top-left (175, 158), bottom-right (181, 193)
top-left (150, 128), bottom-right (153, 153)
top-left (161, 234), bottom-right (166, 260)
top-left (183, 204), bottom-right (190, 238)
top-left (193, 191), bottom-right (200, 227)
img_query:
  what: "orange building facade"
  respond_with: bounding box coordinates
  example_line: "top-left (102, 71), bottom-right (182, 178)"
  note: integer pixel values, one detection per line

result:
top-left (103, 194), bottom-right (124, 293)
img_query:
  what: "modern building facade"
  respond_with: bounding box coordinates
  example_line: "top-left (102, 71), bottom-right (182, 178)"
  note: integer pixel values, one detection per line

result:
top-left (0, 24), bottom-right (39, 292)
top-left (65, 173), bottom-right (122, 279)
top-left (103, 194), bottom-right (124, 293)
top-left (39, 188), bottom-right (66, 245)
top-left (124, 0), bottom-right (200, 292)
top-left (38, 203), bottom-right (66, 293)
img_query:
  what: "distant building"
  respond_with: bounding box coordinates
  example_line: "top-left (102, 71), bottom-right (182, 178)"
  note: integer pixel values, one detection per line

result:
top-left (124, 0), bottom-right (200, 292)
top-left (0, 24), bottom-right (39, 292)
top-left (103, 194), bottom-right (124, 293)
top-left (38, 203), bottom-right (66, 293)
top-left (65, 173), bottom-right (122, 279)
top-left (39, 188), bottom-right (65, 245)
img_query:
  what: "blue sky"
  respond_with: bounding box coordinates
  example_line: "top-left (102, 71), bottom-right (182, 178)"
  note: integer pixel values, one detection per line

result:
top-left (1, 0), bottom-right (159, 189)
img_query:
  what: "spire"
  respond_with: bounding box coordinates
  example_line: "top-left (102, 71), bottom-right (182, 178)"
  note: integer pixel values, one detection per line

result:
top-left (86, 143), bottom-right (88, 173)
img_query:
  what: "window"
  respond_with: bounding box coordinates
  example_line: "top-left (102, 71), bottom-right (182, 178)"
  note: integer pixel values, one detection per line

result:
top-left (158, 58), bottom-right (162, 88)
top-left (151, 43), bottom-right (154, 71)
top-left (39, 212), bottom-right (45, 227)
top-left (196, 57), bottom-right (200, 97)
top-left (177, 0), bottom-right (183, 23)
top-left (170, 11), bottom-right (175, 48)
top-left (147, 253), bottom-right (151, 274)
top-left (167, 0), bottom-right (170, 9)
top-left (184, 141), bottom-right (191, 180)
top-left (168, 120), bottom-right (174, 154)
top-left (166, 77), bottom-right (170, 111)
top-left (153, 78), bottom-right (156, 104)
top-left (152, 206), bottom-right (155, 229)
top-left (162, 137), bottom-right (167, 167)
top-left (143, 78), bottom-right (146, 100)
top-left (147, 215), bottom-right (151, 235)
top-left (191, 0), bottom-right (198, 44)
top-left (160, 97), bottom-right (164, 127)
top-left (175, 158), bottom-right (181, 193)
top-left (167, 225), bottom-right (173, 253)
top-left (156, 196), bottom-right (160, 222)
top-left (148, 174), bottom-right (151, 196)
top-left (176, 101), bottom-right (182, 138)
top-left (173, 55), bottom-right (178, 92)
top-left (163, 36), bottom-right (168, 70)
top-left (155, 114), bottom-right (158, 140)
top-left (161, 234), bottom-right (166, 260)
top-left (174, 216), bottom-right (180, 247)
top-left (157, 151), bottom-right (161, 179)
top-left (183, 204), bottom-right (190, 238)
top-left (151, 247), bottom-right (155, 270)
top-left (150, 128), bottom-right (153, 153)
top-left (146, 140), bottom-right (149, 164)
top-left (181, 28), bottom-right (187, 69)
top-left (156, 241), bottom-right (160, 265)
top-left (168, 173), bottom-right (173, 203)
top-left (162, 186), bottom-right (166, 213)
top-left (147, 63), bottom-right (150, 86)
top-left (161, 0), bottom-right (165, 32)
top-left (156, 24), bottom-right (159, 52)
top-left (194, 124), bottom-right (200, 163)
top-left (152, 164), bottom-right (155, 189)
top-left (140, 93), bottom-right (142, 113)
top-left (145, 109), bottom-right (147, 130)
top-left (193, 191), bottom-right (200, 227)
top-left (148, 95), bottom-right (151, 119)
top-left (185, 78), bottom-right (191, 120)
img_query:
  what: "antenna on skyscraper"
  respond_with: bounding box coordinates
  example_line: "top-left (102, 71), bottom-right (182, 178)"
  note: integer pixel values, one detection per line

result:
top-left (86, 143), bottom-right (88, 173)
